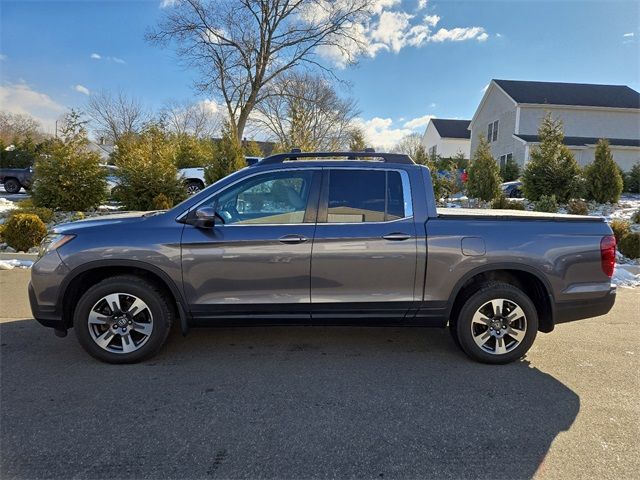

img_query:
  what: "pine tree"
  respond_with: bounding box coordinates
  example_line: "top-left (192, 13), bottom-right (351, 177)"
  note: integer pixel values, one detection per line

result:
top-left (32, 110), bottom-right (107, 211)
top-left (522, 113), bottom-right (581, 202)
top-left (112, 124), bottom-right (187, 210)
top-left (467, 137), bottom-right (501, 202)
top-left (243, 140), bottom-right (263, 157)
top-left (348, 127), bottom-right (367, 151)
top-left (204, 121), bottom-right (245, 184)
top-left (500, 157), bottom-right (520, 182)
top-left (585, 139), bottom-right (623, 203)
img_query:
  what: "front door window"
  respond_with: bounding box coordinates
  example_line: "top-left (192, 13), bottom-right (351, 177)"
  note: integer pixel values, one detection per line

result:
top-left (212, 170), bottom-right (314, 225)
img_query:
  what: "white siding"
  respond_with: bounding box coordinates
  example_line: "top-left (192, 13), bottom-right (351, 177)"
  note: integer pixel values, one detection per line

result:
top-left (518, 106), bottom-right (640, 139)
top-left (469, 84), bottom-right (521, 165)
top-left (580, 146), bottom-right (640, 171)
top-left (421, 121), bottom-right (471, 158)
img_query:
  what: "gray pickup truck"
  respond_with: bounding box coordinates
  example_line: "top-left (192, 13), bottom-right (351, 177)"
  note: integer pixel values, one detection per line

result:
top-left (29, 151), bottom-right (617, 364)
top-left (0, 167), bottom-right (33, 194)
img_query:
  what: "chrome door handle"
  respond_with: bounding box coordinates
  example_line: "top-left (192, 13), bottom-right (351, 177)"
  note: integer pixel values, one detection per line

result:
top-left (279, 234), bottom-right (308, 244)
top-left (382, 233), bottom-right (412, 241)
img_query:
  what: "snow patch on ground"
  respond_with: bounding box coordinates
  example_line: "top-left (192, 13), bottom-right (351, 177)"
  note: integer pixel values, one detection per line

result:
top-left (0, 259), bottom-right (34, 270)
top-left (613, 264), bottom-right (640, 288)
top-left (0, 197), bottom-right (17, 214)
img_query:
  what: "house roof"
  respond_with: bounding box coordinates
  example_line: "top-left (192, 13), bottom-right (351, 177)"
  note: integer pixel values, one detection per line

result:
top-left (431, 119), bottom-right (471, 139)
top-left (514, 134), bottom-right (640, 148)
top-left (494, 79), bottom-right (640, 109)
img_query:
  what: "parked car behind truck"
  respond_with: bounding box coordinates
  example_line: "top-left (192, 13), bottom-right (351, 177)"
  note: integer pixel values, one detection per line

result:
top-left (30, 150), bottom-right (617, 364)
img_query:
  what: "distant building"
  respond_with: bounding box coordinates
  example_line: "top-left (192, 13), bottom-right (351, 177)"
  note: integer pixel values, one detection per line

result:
top-left (88, 138), bottom-right (115, 163)
top-left (421, 118), bottom-right (471, 159)
top-left (469, 79), bottom-right (640, 171)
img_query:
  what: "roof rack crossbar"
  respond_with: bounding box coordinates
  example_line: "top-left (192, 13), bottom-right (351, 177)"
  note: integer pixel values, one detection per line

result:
top-left (256, 150), bottom-right (415, 165)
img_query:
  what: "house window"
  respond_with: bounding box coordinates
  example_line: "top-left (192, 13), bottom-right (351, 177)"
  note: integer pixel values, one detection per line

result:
top-left (499, 155), bottom-right (506, 169)
top-left (487, 120), bottom-right (498, 142)
top-left (506, 153), bottom-right (513, 163)
top-left (429, 145), bottom-right (437, 157)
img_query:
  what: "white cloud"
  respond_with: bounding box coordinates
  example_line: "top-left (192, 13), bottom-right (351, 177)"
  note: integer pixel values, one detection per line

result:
top-left (429, 27), bottom-right (488, 43)
top-left (313, 3), bottom-right (489, 67)
top-left (496, 33), bottom-right (503, 38)
top-left (90, 53), bottom-right (125, 64)
top-left (160, 0), bottom-right (178, 7)
top-left (623, 32), bottom-right (635, 37)
top-left (403, 114), bottom-right (435, 130)
top-left (354, 114), bottom-right (434, 150)
top-left (371, 11), bottom-right (415, 53)
top-left (0, 82), bottom-right (67, 132)
top-left (354, 117), bottom-right (412, 150)
top-left (73, 84), bottom-right (90, 95)
top-left (424, 15), bottom-right (440, 27)
top-left (0, 54), bottom-right (7, 61)
top-left (198, 98), bottom-right (219, 114)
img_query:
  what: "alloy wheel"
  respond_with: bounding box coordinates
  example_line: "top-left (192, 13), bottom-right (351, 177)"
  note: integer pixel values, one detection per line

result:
top-left (470, 298), bottom-right (527, 355)
top-left (87, 293), bottom-right (154, 354)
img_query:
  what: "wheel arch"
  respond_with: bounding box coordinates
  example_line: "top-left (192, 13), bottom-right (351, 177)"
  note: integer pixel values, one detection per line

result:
top-left (59, 260), bottom-right (189, 329)
top-left (447, 264), bottom-right (555, 333)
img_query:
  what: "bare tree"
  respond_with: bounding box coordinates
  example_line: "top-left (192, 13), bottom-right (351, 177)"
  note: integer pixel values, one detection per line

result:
top-left (0, 112), bottom-right (46, 144)
top-left (159, 99), bottom-right (221, 138)
top-left (252, 72), bottom-right (358, 151)
top-left (394, 133), bottom-right (424, 157)
top-left (85, 90), bottom-right (149, 143)
top-left (148, 0), bottom-right (372, 143)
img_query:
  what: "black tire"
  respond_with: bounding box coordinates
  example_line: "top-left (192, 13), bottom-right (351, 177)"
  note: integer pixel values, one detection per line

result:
top-left (185, 180), bottom-right (204, 195)
top-left (73, 275), bottom-right (174, 364)
top-left (455, 282), bottom-right (538, 364)
top-left (3, 178), bottom-right (21, 194)
top-left (448, 318), bottom-right (461, 348)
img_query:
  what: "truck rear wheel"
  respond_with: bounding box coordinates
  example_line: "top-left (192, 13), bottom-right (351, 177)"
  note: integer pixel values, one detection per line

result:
top-left (455, 282), bottom-right (538, 364)
top-left (185, 179), bottom-right (204, 195)
top-left (3, 178), bottom-right (21, 194)
top-left (73, 275), bottom-right (174, 364)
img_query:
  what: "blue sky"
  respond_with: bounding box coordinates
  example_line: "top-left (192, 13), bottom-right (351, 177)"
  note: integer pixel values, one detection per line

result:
top-left (1, 0), bottom-right (638, 147)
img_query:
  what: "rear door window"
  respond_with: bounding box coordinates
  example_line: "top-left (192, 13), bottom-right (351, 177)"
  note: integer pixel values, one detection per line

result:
top-left (325, 169), bottom-right (409, 223)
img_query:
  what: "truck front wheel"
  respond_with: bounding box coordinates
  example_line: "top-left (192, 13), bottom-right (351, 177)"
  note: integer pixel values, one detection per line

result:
top-left (455, 282), bottom-right (538, 364)
top-left (73, 275), bottom-right (174, 364)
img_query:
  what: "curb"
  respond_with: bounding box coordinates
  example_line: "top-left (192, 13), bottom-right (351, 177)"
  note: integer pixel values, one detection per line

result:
top-left (0, 252), bottom-right (38, 260)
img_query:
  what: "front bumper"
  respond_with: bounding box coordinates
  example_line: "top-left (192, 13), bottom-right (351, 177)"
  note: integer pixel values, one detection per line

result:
top-left (28, 282), bottom-right (65, 329)
top-left (29, 251), bottom-right (70, 331)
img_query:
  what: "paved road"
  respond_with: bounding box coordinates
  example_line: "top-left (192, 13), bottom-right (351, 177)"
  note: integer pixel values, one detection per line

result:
top-left (0, 184), bottom-right (29, 203)
top-left (1, 270), bottom-right (638, 479)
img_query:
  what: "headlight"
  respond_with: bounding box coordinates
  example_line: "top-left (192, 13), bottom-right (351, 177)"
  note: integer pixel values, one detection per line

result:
top-left (38, 234), bottom-right (75, 258)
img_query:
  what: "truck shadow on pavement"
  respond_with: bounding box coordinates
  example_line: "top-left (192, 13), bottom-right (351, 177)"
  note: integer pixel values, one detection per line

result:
top-left (1, 319), bottom-right (579, 480)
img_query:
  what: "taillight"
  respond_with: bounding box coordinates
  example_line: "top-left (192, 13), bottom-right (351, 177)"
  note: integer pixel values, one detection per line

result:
top-left (600, 235), bottom-right (616, 278)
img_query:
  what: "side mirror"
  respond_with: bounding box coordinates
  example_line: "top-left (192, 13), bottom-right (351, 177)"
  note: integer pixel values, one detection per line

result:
top-left (191, 206), bottom-right (217, 229)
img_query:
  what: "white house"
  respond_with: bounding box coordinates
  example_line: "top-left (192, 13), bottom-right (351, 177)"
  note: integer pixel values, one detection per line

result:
top-left (421, 118), bottom-right (471, 159)
top-left (469, 79), bottom-right (640, 171)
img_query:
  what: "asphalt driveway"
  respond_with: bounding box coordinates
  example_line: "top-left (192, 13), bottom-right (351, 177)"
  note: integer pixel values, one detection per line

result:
top-left (1, 270), bottom-right (638, 479)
